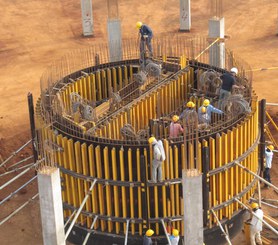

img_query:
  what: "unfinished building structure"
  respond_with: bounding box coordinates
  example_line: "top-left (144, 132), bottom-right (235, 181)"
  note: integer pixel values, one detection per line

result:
top-left (35, 36), bottom-right (258, 244)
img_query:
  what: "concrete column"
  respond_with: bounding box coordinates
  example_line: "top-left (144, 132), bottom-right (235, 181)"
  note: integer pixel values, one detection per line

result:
top-left (38, 167), bottom-right (65, 245)
top-left (81, 0), bottom-right (93, 36)
top-left (182, 169), bottom-right (203, 245)
top-left (180, 0), bottom-right (191, 31)
top-left (209, 18), bottom-right (225, 68)
top-left (107, 0), bottom-right (122, 62)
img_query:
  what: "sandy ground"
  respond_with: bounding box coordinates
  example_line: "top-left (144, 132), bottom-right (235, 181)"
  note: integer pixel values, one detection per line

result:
top-left (0, 0), bottom-right (278, 244)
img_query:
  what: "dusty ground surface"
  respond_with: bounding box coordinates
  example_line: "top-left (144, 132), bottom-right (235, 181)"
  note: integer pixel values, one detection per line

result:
top-left (0, 0), bottom-right (277, 244)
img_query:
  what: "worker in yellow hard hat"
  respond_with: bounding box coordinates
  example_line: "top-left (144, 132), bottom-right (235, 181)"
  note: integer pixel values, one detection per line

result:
top-left (168, 228), bottom-right (180, 245)
top-left (169, 115), bottom-right (184, 139)
top-left (198, 99), bottom-right (223, 125)
top-left (263, 144), bottom-right (274, 188)
top-left (179, 101), bottom-right (196, 120)
top-left (136, 21), bottom-right (153, 62)
top-left (143, 229), bottom-right (154, 245)
top-left (249, 202), bottom-right (263, 245)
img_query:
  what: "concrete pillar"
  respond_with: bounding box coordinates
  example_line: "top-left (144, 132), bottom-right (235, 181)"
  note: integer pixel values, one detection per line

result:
top-left (182, 169), bottom-right (203, 245)
top-left (38, 167), bottom-right (65, 245)
top-left (180, 0), bottom-right (191, 31)
top-left (107, 0), bottom-right (122, 62)
top-left (81, 0), bottom-right (93, 36)
top-left (208, 18), bottom-right (225, 68)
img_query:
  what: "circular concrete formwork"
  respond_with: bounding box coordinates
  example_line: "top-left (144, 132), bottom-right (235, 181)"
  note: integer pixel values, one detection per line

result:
top-left (35, 37), bottom-right (258, 244)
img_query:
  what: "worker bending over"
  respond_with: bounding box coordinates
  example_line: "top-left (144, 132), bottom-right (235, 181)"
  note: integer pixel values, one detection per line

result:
top-left (143, 229), bottom-right (154, 245)
top-left (198, 99), bottom-right (223, 125)
top-left (136, 21), bottom-right (153, 61)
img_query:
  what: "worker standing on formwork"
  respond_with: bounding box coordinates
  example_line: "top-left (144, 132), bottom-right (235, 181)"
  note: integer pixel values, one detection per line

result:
top-left (198, 99), bottom-right (223, 125)
top-left (148, 136), bottom-right (165, 183)
top-left (169, 115), bottom-right (184, 139)
top-left (143, 229), bottom-right (154, 245)
top-left (180, 101), bottom-right (196, 120)
top-left (249, 203), bottom-right (263, 245)
top-left (136, 21), bottom-right (153, 62)
top-left (264, 144), bottom-right (274, 188)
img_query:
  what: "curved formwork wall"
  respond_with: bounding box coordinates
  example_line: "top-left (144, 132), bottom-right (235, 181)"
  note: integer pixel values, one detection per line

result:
top-left (35, 37), bottom-right (258, 245)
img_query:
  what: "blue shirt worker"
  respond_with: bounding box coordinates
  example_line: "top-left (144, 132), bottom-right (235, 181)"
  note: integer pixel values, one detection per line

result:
top-left (219, 67), bottom-right (244, 109)
top-left (198, 99), bottom-right (223, 124)
top-left (264, 145), bottom-right (274, 188)
top-left (169, 229), bottom-right (180, 245)
top-left (180, 101), bottom-right (196, 120)
top-left (136, 21), bottom-right (153, 61)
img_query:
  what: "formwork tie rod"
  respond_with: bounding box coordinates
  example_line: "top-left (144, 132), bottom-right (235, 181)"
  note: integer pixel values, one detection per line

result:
top-left (65, 179), bottom-right (97, 239)
top-left (64, 210), bottom-right (77, 228)
top-left (82, 215), bottom-right (98, 245)
top-left (210, 210), bottom-right (232, 245)
top-left (124, 219), bottom-right (130, 245)
top-left (235, 162), bottom-right (278, 192)
top-left (7, 155), bottom-right (34, 170)
top-left (0, 175), bottom-right (37, 206)
top-left (0, 193), bottom-right (39, 226)
top-left (160, 218), bottom-right (172, 245)
top-left (235, 198), bottom-right (278, 236)
top-left (0, 139), bottom-right (32, 168)
top-left (0, 162), bottom-right (36, 177)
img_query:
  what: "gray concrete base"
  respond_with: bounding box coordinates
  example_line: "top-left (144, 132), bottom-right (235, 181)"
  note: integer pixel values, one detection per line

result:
top-left (38, 167), bottom-right (65, 245)
top-left (180, 0), bottom-right (191, 31)
top-left (81, 0), bottom-right (93, 36)
top-left (107, 19), bottom-right (122, 62)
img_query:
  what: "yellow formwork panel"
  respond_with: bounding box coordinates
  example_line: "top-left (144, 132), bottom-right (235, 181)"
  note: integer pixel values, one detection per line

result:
top-left (128, 148), bottom-right (135, 234)
top-left (188, 142), bottom-right (194, 169)
top-left (119, 148), bottom-right (127, 232)
top-left (103, 147), bottom-right (113, 232)
top-left (174, 146), bottom-right (180, 231)
top-left (154, 185), bottom-right (159, 234)
top-left (80, 77), bottom-right (85, 98)
top-left (222, 133), bottom-right (228, 217)
top-left (81, 143), bottom-right (92, 227)
top-left (209, 137), bottom-right (216, 224)
top-left (74, 141), bottom-right (85, 224)
top-left (136, 149), bottom-right (143, 235)
top-left (96, 71), bottom-right (102, 100)
top-left (227, 130), bottom-right (234, 216)
top-left (118, 66), bottom-right (123, 90)
top-left (112, 67), bottom-right (117, 92)
top-left (67, 139), bottom-right (79, 208)
top-left (111, 148), bottom-right (120, 234)
top-left (88, 145), bottom-right (99, 229)
top-left (90, 74), bottom-right (97, 102)
top-left (84, 75), bottom-right (90, 100)
top-left (216, 134), bottom-right (223, 219)
top-left (101, 70), bottom-right (107, 99)
top-left (123, 66), bottom-right (128, 87)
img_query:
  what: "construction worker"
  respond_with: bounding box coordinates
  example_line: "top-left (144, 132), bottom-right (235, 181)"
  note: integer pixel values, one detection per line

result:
top-left (198, 106), bottom-right (210, 130)
top-left (180, 101), bottom-right (196, 120)
top-left (136, 21), bottom-right (153, 61)
top-left (264, 144), bottom-right (274, 188)
top-left (219, 67), bottom-right (244, 109)
top-left (169, 115), bottom-right (184, 139)
top-left (169, 229), bottom-right (180, 245)
top-left (143, 229), bottom-right (154, 245)
top-left (249, 203), bottom-right (263, 245)
top-left (198, 99), bottom-right (223, 125)
top-left (148, 136), bottom-right (165, 182)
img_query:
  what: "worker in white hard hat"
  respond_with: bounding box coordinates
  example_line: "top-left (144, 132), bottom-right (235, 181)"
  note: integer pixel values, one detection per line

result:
top-left (263, 144), bottom-right (274, 188)
top-left (136, 21), bottom-right (153, 61)
top-left (198, 99), bottom-right (223, 125)
top-left (249, 202), bottom-right (263, 245)
top-left (148, 136), bottom-right (165, 182)
top-left (219, 67), bottom-right (244, 109)
top-left (169, 115), bottom-right (184, 139)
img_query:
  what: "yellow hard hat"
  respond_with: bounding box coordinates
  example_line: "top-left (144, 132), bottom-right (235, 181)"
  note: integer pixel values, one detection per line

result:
top-left (201, 107), bottom-right (207, 113)
top-left (172, 229), bottom-right (179, 237)
top-left (148, 136), bottom-right (156, 144)
top-left (251, 202), bottom-right (259, 209)
top-left (267, 145), bottom-right (274, 151)
top-left (172, 115), bottom-right (179, 122)
top-left (136, 21), bottom-right (143, 29)
top-left (146, 229), bottom-right (154, 237)
top-left (203, 99), bottom-right (210, 107)
top-left (186, 101), bottom-right (195, 108)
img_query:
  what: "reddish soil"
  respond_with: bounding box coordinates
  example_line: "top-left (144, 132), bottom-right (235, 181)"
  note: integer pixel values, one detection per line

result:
top-left (0, 0), bottom-right (277, 244)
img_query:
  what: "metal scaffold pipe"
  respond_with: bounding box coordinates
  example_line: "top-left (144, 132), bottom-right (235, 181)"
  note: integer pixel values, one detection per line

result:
top-left (65, 179), bottom-right (97, 239)
top-left (160, 218), bottom-right (172, 245)
top-left (0, 193), bottom-right (39, 226)
top-left (64, 210), bottom-right (77, 228)
top-left (0, 162), bottom-right (36, 177)
top-left (7, 155), bottom-right (34, 170)
top-left (235, 198), bottom-right (278, 236)
top-left (0, 139), bottom-right (32, 168)
top-left (210, 210), bottom-right (232, 245)
top-left (235, 162), bottom-right (278, 192)
top-left (124, 219), bottom-right (130, 245)
top-left (82, 215), bottom-right (98, 245)
top-left (0, 175), bottom-right (37, 206)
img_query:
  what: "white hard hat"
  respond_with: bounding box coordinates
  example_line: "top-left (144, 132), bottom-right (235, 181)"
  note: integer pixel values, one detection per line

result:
top-left (230, 67), bottom-right (238, 75)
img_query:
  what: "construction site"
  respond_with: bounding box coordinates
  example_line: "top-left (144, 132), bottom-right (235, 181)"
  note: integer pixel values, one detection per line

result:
top-left (0, 0), bottom-right (278, 245)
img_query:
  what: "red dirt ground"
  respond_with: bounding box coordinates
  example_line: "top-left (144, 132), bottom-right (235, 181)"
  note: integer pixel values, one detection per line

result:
top-left (0, 0), bottom-right (277, 244)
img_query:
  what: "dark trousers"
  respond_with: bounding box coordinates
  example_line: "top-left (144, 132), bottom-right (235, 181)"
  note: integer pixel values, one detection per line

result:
top-left (263, 168), bottom-right (271, 184)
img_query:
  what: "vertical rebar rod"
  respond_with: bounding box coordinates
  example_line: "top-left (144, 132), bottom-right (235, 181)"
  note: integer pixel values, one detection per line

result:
top-left (124, 219), bottom-right (130, 245)
top-left (259, 99), bottom-right (266, 175)
top-left (28, 93), bottom-right (38, 162)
